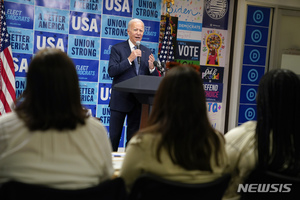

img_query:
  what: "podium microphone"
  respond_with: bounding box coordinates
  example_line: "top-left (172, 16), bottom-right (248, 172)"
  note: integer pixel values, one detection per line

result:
top-left (153, 60), bottom-right (159, 69)
top-left (136, 41), bottom-right (141, 64)
top-left (153, 60), bottom-right (165, 76)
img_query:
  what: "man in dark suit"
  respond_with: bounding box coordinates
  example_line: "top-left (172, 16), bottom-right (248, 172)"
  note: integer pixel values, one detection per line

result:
top-left (108, 18), bottom-right (159, 151)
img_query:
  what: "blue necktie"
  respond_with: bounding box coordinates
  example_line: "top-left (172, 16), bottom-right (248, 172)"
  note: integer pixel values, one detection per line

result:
top-left (133, 46), bottom-right (139, 74)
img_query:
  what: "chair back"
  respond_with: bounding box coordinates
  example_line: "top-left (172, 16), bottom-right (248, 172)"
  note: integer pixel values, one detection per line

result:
top-left (128, 173), bottom-right (231, 200)
top-left (0, 177), bottom-right (127, 200)
top-left (240, 169), bottom-right (300, 200)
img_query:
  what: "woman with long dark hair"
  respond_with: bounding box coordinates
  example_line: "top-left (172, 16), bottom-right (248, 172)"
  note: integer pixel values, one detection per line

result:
top-left (223, 69), bottom-right (300, 199)
top-left (120, 65), bottom-right (228, 191)
top-left (0, 48), bottom-right (114, 189)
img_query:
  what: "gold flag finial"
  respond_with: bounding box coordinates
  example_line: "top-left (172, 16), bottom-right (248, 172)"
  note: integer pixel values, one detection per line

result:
top-left (163, 0), bottom-right (174, 17)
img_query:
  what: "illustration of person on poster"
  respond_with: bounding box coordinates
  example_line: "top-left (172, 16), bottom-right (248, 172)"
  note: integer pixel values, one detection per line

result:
top-left (206, 33), bottom-right (221, 65)
top-left (200, 28), bottom-right (226, 67)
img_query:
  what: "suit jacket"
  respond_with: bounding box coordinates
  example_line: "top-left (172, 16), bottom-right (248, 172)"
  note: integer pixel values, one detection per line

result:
top-left (108, 40), bottom-right (159, 112)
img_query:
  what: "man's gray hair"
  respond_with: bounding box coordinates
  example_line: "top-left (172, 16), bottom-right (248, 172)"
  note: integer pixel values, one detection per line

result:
top-left (128, 18), bottom-right (144, 30)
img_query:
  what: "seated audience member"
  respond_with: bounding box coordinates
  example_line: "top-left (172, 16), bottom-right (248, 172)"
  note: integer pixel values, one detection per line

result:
top-left (0, 48), bottom-right (114, 189)
top-left (223, 69), bottom-right (300, 199)
top-left (120, 65), bottom-right (228, 191)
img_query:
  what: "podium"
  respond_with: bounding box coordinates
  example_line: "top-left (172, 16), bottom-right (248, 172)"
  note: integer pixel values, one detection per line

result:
top-left (114, 75), bottom-right (162, 128)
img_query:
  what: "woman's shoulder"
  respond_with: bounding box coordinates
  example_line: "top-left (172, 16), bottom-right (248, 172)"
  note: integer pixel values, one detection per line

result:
top-left (0, 111), bottom-right (17, 121)
top-left (225, 121), bottom-right (257, 153)
top-left (81, 116), bottom-right (108, 135)
top-left (85, 116), bottom-right (105, 127)
top-left (225, 121), bottom-right (256, 140)
top-left (0, 112), bottom-right (23, 130)
top-left (129, 133), bottom-right (160, 148)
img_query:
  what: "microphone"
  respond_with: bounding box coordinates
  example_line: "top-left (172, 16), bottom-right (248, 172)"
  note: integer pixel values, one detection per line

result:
top-left (161, 61), bottom-right (166, 75)
top-left (136, 41), bottom-right (141, 64)
top-left (153, 60), bottom-right (159, 69)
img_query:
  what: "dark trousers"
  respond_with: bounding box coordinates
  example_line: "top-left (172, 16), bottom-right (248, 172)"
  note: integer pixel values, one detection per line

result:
top-left (109, 104), bottom-right (141, 151)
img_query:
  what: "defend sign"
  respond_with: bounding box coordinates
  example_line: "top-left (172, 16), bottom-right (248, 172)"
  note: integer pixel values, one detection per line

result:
top-left (203, 83), bottom-right (223, 102)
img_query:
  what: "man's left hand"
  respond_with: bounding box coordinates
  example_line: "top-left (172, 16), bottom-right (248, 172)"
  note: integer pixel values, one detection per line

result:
top-left (148, 54), bottom-right (155, 70)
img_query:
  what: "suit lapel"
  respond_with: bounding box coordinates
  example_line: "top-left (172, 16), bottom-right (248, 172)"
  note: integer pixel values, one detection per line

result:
top-left (124, 41), bottom-right (131, 57)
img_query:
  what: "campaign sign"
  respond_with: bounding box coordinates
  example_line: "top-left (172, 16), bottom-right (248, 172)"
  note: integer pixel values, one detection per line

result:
top-left (73, 58), bottom-right (99, 82)
top-left (34, 6), bottom-right (69, 34)
top-left (98, 83), bottom-right (111, 104)
top-left (142, 20), bottom-right (160, 43)
top-left (79, 81), bottom-right (98, 105)
top-left (69, 11), bottom-right (101, 37)
top-left (5, 0), bottom-right (34, 5)
top-left (101, 15), bottom-right (130, 40)
top-left (68, 34), bottom-right (100, 60)
top-left (34, 31), bottom-right (68, 53)
top-left (176, 41), bottom-right (201, 61)
top-left (100, 38), bottom-right (125, 60)
top-left (15, 77), bottom-right (26, 99)
top-left (83, 104), bottom-right (97, 117)
top-left (4, 1), bottom-right (34, 29)
top-left (96, 104), bottom-right (110, 126)
top-left (102, 0), bottom-right (132, 17)
top-left (243, 45), bottom-right (267, 66)
top-left (245, 26), bottom-right (269, 47)
top-left (99, 60), bottom-right (113, 83)
top-left (200, 28), bottom-right (226, 66)
top-left (13, 53), bottom-right (32, 77)
top-left (203, 83), bottom-right (223, 102)
top-left (70, 0), bottom-right (102, 14)
top-left (241, 65), bottom-right (265, 85)
top-left (247, 5), bottom-right (271, 27)
top-left (178, 21), bottom-right (202, 32)
top-left (240, 85), bottom-right (258, 104)
top-left (133, 0), bottom-right (161, 21)
top-left (166, 0), bottom-right (203, 23)
top-left (238, 104), bottom-right (257, 124)
top-left (35, 0), bottom-right (69, 10)
top-left (177, 30), bottom-right (202, 42)
top-left (202, 0), bottom-right (229, 30)
top-left (201, 66), bottom-right (224, 83)
top-left (8, 27), bottom-right (34, 54)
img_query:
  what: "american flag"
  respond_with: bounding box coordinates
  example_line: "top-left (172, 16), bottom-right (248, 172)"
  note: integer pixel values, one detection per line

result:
top-left (159, 16), bottom-right (174, 63)
top-left (0, 0), bottom-right (15, 115)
